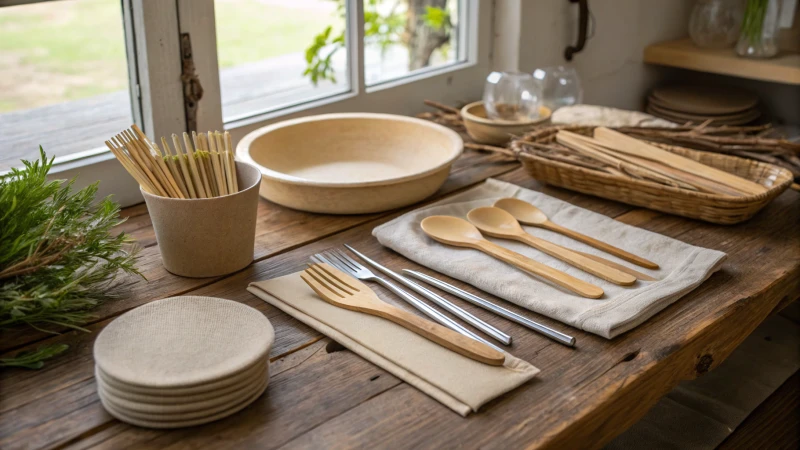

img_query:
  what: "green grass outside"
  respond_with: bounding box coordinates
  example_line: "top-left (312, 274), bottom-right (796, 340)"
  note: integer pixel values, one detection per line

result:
top-left (0, 0), bottom-right (338, 113)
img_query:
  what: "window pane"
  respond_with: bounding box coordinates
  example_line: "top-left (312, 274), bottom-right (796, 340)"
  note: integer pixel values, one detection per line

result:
top-left (215, 0), bottom-right (350, 122)
top-left (0, 0), bottom-right (133, 170)
top-left (364, 0), bottom-right (463, 86)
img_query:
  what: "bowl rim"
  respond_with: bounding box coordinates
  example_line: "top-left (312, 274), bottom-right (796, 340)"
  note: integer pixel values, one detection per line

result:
top-left (236, 112), bottom-right (464, 188)
top-left (461, 101), bottom-right (552, 127)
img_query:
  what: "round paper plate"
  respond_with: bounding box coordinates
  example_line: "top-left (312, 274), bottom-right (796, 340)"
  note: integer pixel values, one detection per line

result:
top-left (94, 296), bottom-right (274, 388)
top-left (651, 85), bottom-right (758, 115)
top-left (96, 362), bottom-right (268, 406)
top-left (95, 358), bottom-right (268, 398)
top-left (99, 377), bottom-right (268, 429)
top-left (98, 371), bottom-right (267, 416)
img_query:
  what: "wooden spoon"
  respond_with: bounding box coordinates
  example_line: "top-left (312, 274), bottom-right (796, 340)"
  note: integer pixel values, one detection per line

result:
top-left (420, 216), bottom-right (604, 299)
top-left (494, 198), bottom-right (659, 270)
top-left (467, 207), bottom-right (636, 286)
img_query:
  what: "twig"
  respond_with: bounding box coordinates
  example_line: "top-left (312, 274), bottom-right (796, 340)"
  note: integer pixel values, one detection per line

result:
top-left (424, 99), bottom-right (461, 116)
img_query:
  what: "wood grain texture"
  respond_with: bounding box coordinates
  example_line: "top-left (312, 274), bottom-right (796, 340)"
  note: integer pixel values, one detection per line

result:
top-left (0, 150), bottom-right (518, 354)
top-left (0, 158), bottom-right (797, 450)
top-left (643, 38), bottom-right (800, 86)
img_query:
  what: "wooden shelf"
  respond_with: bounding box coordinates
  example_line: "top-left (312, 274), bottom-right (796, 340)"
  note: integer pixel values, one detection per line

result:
top-left (644, 38), bottom-right (800, 85)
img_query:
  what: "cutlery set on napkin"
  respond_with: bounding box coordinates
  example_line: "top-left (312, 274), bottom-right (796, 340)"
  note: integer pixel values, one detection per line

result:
top-left (248, 178), bottom-right (728, 415)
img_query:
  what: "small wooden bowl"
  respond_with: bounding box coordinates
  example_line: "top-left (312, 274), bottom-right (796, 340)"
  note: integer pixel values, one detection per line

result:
top-left (461, 101), bottom-right (551, 145)
top-left (237, 113), bottom-right (463, 214)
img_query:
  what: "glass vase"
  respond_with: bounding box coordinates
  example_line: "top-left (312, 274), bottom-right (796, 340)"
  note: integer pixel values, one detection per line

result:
top-left (532, 66), bottom-right (583, 111)
top-left (688, 0), bottom-right (744, 49)
top-left (735, 0), bottom-right (781, 58)
top-left (482, 71), bottom-right (542, 121)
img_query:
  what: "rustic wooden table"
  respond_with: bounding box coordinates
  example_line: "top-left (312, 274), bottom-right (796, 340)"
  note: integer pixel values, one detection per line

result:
top-left (1, 151), bottom-right (798, 450)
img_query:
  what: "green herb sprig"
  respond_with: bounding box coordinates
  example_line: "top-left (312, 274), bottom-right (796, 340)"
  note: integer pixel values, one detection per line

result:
top-left (0, 148), bottom-right (143, 368)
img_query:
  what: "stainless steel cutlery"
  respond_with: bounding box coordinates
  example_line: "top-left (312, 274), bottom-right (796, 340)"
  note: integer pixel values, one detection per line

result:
top-left (311, 249), bottom-right (505, 352)
top-left (344, 244), bottom-right (512, 346)
top-left (404, 270), bottom-right (575, 347)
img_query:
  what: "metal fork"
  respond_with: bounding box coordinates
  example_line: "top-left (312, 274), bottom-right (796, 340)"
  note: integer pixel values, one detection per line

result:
top-left (343, 244), bottom-right (512, 345)
top-left (312, 249), bottom-right (504, 352)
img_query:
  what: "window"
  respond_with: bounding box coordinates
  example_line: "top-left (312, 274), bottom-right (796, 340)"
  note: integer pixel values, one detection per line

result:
top-left (364, 0), bottom-right (466, 86)
top-left (214, 0), bottom-right (350, 122)
top-left (1, 0), bottom-right (491, 207)
top-left (0, 0), bottom-right (135, 170)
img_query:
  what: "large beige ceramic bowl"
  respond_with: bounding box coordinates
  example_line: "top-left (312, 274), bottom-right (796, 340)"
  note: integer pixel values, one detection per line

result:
top-left (237, 113), bottom-right (463, 214)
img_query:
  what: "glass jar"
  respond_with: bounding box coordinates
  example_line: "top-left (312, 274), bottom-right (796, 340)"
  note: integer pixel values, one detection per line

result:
top-left (532, 66), bottom-right (583, 111)
top-left (736, 0), bottom-right (781, 58)
top-left (482, 71), bottom-right (542, 121)
top-left (689, 0), bottom-right (744, 49)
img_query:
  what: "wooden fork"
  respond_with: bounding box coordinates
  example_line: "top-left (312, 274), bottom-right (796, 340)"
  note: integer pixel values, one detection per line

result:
top-left (301, 263), bottom-right (506, 366)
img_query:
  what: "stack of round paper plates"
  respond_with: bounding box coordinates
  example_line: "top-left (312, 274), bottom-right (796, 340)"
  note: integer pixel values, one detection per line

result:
top-left (646, 85), bottom-right (761, 126)
top-left (93, 296), bottom-right (274, 428)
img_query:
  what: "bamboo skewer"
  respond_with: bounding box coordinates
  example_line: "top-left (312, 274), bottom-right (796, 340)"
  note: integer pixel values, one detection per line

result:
top-left (205, 132), bottom-right (227, 196)
top-left (225, 131), bottom-right (238, 193)
top-left (202, 153), bottom-right (217, 197)
top-left (127, 130), bottom-right (181, 198)
top-left (162, 141), bottom-right (189, 199)
top-left (121, 130), bottom-right (172, 196)
top-left (131, 125), bottom-right (185, 199)
top-left (191, 132), bottom-right (213, 198)
top-left (183, 132), bottom-right (208, 198)
top-left (161, 137), bottom-right (190, 199)
top-left (114, 135), bottom-right (168, 197)
top-left (171, 134), bottom-right (198, 199)
top-left (105, 140), bottom-right (157, 194)
top-left (214, 132), bottom-right (231, 195)
top-left (108, 125), bottom-right (242, 199)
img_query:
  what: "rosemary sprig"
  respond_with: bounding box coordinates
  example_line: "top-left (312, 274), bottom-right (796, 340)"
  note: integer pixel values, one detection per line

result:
top-left (1, 148), bottom-right (143, 368)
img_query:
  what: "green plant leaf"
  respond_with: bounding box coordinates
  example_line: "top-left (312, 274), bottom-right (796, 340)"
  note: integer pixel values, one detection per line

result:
top-left (422, 6), bottom-right (450, 31)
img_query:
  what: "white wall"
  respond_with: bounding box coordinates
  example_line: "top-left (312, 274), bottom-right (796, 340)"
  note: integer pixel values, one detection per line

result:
top-left (502, 0), bottom-right (799, 124)
top-left (514, 0), bottom-right (694, 110)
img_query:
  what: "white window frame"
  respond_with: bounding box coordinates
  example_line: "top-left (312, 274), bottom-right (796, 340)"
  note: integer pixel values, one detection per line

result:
top-left (31, 0), bottom-right (494, 207)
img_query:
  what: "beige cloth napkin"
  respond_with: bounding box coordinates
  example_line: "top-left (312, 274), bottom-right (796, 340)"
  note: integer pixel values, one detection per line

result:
top-left (248, 274), bottom-right (540, 416)
top-left (373, 179), bottom-right (727, 339)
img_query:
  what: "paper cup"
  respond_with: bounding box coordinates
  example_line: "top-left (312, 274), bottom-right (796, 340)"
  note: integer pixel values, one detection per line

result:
top-left (142, 161), bottom-right (261, 278)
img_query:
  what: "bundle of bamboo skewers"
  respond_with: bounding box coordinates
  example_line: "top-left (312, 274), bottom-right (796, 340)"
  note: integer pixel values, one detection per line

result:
top-left (535, 127), bottom-right (768, 198)
top-left (105, 125), bottom-right (238, 199)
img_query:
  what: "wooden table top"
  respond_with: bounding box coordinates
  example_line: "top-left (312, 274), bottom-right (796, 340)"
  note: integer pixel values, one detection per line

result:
top-left (1, 150), bottom-right (798, 450)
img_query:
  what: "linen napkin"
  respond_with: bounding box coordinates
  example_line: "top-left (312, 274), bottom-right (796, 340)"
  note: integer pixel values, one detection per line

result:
top-left (373, 179), bottom-right (727, 339)
top-left (248, 274), bottom-right (539, 416)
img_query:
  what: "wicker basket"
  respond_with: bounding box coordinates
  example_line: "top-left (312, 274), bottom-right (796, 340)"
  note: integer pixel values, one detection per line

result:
top-left (506, 126), bottom-right (793, 225)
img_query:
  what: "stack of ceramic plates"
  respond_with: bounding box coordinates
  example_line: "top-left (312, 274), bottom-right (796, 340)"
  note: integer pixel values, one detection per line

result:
top-left (646, 85), bottom-right (761, 125)
top-left (93, 296), bottom-right (274, 429)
